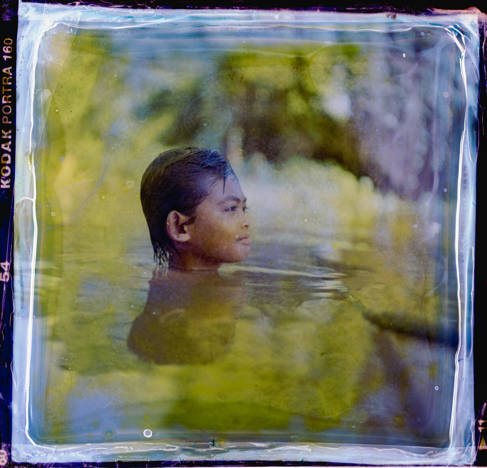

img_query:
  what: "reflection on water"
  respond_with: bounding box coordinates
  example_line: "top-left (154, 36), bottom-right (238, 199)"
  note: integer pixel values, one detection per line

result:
top-left (31, 239), bottom-right (456, 448)
top-left (128, 271), bottom-right (243, 365)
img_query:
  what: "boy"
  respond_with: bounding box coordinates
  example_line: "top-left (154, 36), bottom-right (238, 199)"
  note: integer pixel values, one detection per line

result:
top-left (140, 147), bottom-right (250, 272)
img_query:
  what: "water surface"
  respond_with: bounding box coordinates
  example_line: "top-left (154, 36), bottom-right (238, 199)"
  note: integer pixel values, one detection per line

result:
top-left (29, 238), bottom-right (456, 450)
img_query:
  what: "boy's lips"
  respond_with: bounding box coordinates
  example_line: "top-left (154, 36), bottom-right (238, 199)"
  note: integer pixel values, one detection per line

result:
top-left (237, 235), bottom-right (251, 246)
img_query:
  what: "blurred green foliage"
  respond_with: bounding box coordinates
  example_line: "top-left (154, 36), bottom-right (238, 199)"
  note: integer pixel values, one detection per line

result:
top-left (143, 44), bottom-right (366, 176)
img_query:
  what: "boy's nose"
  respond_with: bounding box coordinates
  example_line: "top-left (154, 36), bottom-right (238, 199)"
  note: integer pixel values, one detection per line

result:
top-left (241, 213), bottom-right (250, 229)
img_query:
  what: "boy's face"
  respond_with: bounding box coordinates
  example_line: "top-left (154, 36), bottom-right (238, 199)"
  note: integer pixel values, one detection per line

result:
top-left (186, 175), bottom-right (250, 267)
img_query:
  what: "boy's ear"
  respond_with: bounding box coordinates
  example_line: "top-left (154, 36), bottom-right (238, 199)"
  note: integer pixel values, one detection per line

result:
top-left (166, 210), bottom-right (193, 243)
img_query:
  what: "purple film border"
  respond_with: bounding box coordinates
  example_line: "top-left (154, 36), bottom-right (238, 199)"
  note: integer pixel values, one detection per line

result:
top-left (0, 0), bottom-right (16, 464)
top-left (14, 0), bottom-right (486, 11)
top-left (0, 1), bottom-right (483, 466)
top-left (474, 13), bottom-right (487, 468)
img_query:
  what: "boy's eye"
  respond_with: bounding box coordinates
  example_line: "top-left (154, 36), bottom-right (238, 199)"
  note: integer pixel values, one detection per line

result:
top-left (223, 204), bottom-right (248, 213)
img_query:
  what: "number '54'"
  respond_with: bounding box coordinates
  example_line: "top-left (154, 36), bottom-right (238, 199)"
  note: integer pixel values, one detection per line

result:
top-left (0, 261), bottom-right (10, 282)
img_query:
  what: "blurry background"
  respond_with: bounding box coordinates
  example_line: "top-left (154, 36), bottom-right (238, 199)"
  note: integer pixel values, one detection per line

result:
top-left (21, 14), bottom-right (472, 455)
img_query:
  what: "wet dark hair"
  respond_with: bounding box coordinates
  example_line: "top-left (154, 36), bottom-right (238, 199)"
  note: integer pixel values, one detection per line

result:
top-left (140, 147), bottom-right (235, 266)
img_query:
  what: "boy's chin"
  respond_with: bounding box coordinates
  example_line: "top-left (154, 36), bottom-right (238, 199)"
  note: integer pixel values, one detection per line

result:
top-left (234, 251), bottom-right (251, 263)
top-left (222, 247), bottom-right (250, 264)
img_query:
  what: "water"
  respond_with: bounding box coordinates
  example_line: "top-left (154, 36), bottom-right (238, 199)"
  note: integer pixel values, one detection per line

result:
top-left (27, 239), bottom-right (456, 450)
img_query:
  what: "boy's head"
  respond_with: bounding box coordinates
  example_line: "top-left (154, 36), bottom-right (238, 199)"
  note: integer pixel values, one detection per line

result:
top-left (140, 147), bottom-right (250, 271)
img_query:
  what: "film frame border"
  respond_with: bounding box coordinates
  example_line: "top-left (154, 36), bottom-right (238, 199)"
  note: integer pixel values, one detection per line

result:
top-left (0, 0), bottom-right (485, 466)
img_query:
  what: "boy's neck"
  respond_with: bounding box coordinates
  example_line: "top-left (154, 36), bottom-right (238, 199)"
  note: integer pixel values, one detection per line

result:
top-left (170, 251), bottom-right (221, 272)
